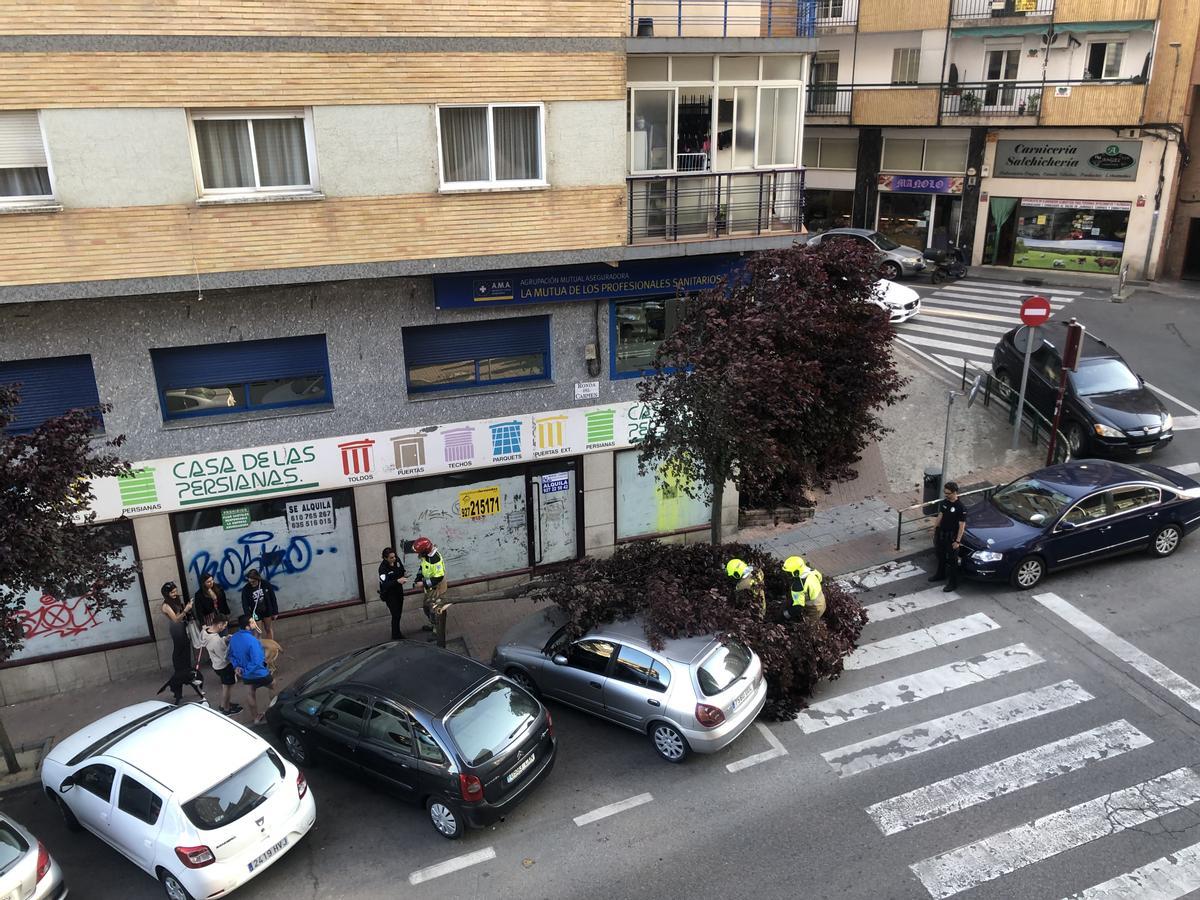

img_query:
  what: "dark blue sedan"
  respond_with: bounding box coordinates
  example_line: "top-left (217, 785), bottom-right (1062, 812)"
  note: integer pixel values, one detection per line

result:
top-left (959, 460), bottom-right (1200, 590)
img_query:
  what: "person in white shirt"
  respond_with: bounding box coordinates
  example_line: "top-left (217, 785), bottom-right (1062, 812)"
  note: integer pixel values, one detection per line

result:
top-left (200, 614), bottom-right (242, 716)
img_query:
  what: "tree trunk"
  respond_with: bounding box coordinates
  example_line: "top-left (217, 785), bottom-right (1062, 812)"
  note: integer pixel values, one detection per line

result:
top-left (0, 717), bottom-right (19, 775)
top-left (710, 478), bottom-right (725, 545)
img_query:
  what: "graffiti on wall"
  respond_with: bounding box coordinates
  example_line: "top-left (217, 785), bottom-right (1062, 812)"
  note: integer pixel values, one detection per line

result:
top-left (17, 595), bottom-right (102, 640)
top-left (186, 530), bottom-right (321, 592)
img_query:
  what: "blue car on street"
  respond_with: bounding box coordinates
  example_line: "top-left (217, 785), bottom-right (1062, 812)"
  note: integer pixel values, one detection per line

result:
top-left (959, 460), bottom-right (1200, 590)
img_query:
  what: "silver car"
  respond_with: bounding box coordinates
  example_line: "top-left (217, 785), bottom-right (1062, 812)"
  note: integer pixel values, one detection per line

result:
top-left (805, 227), bottom-right (927, 280)
top-left (0, 811), bottom-right (67, 900)
top-left (492, 608), bottom-right (767, 763)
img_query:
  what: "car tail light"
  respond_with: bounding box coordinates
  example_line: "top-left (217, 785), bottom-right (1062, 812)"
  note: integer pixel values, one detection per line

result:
top-left (35, 841), bottom-right (50, 882)
top-left (695, 703), bottom-right (726, 728)
top-left (175, 845), bottom-right (216, 869)
top-left (296, 770), bottom-right (308, 799)
top-left (458, 773), bottom-right (484, 802)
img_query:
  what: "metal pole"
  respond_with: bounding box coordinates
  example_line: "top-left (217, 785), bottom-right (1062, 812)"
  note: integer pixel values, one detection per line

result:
top-left (1011, 325), bottom-right (1037, 449)
top-left (940, 389), bottom-right (958, 494)
top-left (1046, 365), bottom-right (1069, 465)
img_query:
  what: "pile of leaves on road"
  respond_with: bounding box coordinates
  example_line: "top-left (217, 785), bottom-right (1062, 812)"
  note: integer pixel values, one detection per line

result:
top-left (530, 540), bottom-right (867, 720)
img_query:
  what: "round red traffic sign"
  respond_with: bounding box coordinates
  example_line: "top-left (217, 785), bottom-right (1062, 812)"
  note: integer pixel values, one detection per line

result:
top-left (1020, 295), bottom-right (1052, 327)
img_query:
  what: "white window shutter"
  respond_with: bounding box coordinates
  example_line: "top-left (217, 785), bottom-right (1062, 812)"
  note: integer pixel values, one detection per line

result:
top-left (0, 111), bottom-right (48, 168)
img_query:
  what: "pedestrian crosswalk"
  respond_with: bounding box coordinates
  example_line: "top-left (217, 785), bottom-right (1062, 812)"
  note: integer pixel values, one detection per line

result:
top-left (796, 577), bottom-right (1200, 899)
top-left (894, 278), bottom-right (1086, 376)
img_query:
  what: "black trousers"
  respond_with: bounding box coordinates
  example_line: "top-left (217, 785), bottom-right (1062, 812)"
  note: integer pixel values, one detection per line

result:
top-left (383, 594), bottom-right (405, 640)
top-left (933, 531), bottom-right (959, 587)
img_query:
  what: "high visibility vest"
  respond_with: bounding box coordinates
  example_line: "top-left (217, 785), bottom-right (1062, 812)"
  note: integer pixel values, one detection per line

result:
top-left (420, 551), bottom-right (446, 581)
top-left (790, 569), bottom-right (822, 606)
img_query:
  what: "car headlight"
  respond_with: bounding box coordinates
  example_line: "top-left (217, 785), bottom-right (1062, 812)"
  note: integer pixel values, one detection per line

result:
top-left (1093, 423), bottom-right (1125, 438)
top-left (1164, 414), bottom-right (1174, 431)
top-left (972, 550), bottom-right (1004, 563)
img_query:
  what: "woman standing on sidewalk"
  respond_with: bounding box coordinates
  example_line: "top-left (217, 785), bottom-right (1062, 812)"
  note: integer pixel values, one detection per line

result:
top-left (193, 572), bottom-right (231, 625)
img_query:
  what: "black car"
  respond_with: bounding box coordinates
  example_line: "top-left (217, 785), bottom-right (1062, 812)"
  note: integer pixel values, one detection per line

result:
top-left (266, 640), bottom-right (555, 839)
top-left (959, 460), bottom-right (1200, 590)
top-left (992, 321), bottom-right (1173, 458)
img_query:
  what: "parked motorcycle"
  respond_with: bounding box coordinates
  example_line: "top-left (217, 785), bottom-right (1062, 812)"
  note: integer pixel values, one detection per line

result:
top-left (923, 244), bottom-right (968, 284)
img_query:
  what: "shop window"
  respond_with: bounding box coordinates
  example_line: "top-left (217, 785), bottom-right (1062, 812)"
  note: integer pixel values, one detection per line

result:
top-left (891, 48), bottom-right (921, 85)
top-left (0, 354), bottom-right (102, 434)
top-left (882, 139), bottom-right (924, 171)
top-left (402, 316), bottom-right (550, 394)
top-left (615, 450), bottom-right (712, 539)
top-left (1010, 201), bottom-right (1129, 272)
top-left (805, 137), bottom-right (857, 170)
top-left (612, 295), bottom-right (690, 377)
top-left (173, 489), bottom-right (359, 618)
top-left (0, 110), bottom-right (54, 205)
top-left (151, 335), bottom-right (330, 421)
top-left (804, 189), bottom-right (854, 232)
top-left (923, 140), bottom-right (968, 173)
top-left (1085, 42), bottom-right (1124, 80)
top-left (882, 139), bottom-right (966, 174)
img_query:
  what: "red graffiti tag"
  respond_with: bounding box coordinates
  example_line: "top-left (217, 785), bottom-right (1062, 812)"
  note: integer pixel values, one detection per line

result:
top-left (17, 594), bottom-right (101, 640)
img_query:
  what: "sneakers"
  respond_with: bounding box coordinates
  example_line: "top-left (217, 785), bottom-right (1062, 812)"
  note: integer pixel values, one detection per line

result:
top-left (219, 703), bottom-right (244, 716)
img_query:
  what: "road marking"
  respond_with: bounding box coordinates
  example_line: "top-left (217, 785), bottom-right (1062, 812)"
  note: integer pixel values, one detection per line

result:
top-left (923, 306), bottom-right (1028, 324)
top-left (408, 847), bottom-right (497, 885)
top-left (573, 792), bottom-right (654, 826)
top-left (868, 719), bottom-right (1151, 836)
top-left (863, 587), bottom-right (960, 623)
top-left (1144, 384), bottom-right (1200, 417)
top-left (900, 333), bottom-right (997, 357)
top-left (796, 643), bottom-right (1043, 734)
top-left (1170, 415), bottom-right (1200, 431)
top-left (903, 321), bottom-right (1011, 341)
top-left (910, 766), bottom-right (1200, 899)
top-left (840, 560), bottom-right (925, 592)
top-left (932, 291), bottom-right (1070, 311)
top-left (726, 723), bottom-right (788, 773)
top-left (1169, 461), bottom-right (1200, 476)
top-left (1034, 593), bottom-right (1200, 714)
top-left (846, 613), bottom-right (1000, 671)
top-left (822, 679), bottom-right (1094, 777)
top-left (900, 323), bottom-right (1000, 348)
top-left (936, 280), bottom-right (1084, 297)
top-left (1065, 838), bottom-right (1200, 899)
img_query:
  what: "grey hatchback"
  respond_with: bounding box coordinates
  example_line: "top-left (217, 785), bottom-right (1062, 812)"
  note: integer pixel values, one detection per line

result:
top-left (492, 608), bottom-right (767, 763)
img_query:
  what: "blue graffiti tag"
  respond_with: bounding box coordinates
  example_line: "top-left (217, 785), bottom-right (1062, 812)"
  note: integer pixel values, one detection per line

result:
top-left (187, 530), bottom-right (321, 591)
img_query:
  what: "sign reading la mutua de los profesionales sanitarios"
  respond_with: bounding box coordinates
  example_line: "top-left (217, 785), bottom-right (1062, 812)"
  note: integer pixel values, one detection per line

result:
top-left (994, 140), bottom-right (1142, 181)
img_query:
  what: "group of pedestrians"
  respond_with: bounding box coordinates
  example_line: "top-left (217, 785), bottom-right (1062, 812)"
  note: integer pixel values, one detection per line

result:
top-left (377, 537), bottom-right (448, 643)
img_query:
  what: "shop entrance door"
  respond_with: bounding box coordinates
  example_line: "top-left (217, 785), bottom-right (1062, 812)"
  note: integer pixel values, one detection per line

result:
top-left (1184, 218), bottom-right (1200, 281)
top-left (929, 195), bottom-right (963, 250)
top-left (529, 463), bottom-right (579, 567)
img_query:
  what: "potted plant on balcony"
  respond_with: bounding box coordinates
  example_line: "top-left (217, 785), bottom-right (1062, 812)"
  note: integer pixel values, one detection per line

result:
top-left (1026, 94), bottom-right (1041, 116)
top-left (960, 91), bottom-right (983, 115)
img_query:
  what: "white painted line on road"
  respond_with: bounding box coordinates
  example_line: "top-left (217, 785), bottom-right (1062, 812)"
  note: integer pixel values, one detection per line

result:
top-left (1170, 415), bottom-right (1200, 431)
top-left (847, 560), bottom-right (926, 590)
top-left (573, 792), bottom-right (654, 826)
top-left (822, 679), bottom-right (1094, 777)
top-left (1034, 593), bottom-right (1200, 714)
top-left (940, 280), bottom-right (1084, 297)
top-left (923, 306), bottom-right (1027, 324)
top-left (868, 719), bottom-right (1151, 836)
top-left (900, 333), bottom-right (998, 357)
top-left (726, 723), bottom-right (788, 773)
top-left (903, 318), bottom-right (1012, 339)
top-left (910, 766), bottom-right (1200, 899)
top-left (846, 613), bottom-right (1000, 671)
top-left (1065, 838), bottom-right (1200, 899)
top-left (901, 323), bottom-right (1001, 347)
top-left (796, 643), bottom-right (1043, 734)
top-left (864, 586), bottom-right (960, 623)
top-left (1169, 461), bottom-right (1200, 476)
top-left (1145, 384), bottom-right (1200, 417)
top-left (932, 291), bottom-right (1070, 310)
top-left (408, 847), bottom-right (497, 885)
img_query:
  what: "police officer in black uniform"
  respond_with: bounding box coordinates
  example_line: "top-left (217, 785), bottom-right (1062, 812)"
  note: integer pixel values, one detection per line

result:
top-left (928, 481), bottom-right (966, 592)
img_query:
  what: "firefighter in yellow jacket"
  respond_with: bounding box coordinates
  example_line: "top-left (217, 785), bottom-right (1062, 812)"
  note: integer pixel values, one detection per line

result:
top-left (725, 558), bottom-right (766, 617)
top-left (783, 556), bottom-right (825, 620)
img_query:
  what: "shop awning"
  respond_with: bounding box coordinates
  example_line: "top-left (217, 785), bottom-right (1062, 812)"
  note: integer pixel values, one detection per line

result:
top-left (1052, 20), bottom-right (1154, 33)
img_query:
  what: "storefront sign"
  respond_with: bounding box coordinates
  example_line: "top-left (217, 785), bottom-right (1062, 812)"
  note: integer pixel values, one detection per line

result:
top-left (285, 496), bottom-right (336, 535)
top-left (574, 381), bottom-right (600, 400)
top-left (1022, 198), bottom-right (1132, 211)
top-left (221, 507), bottom-right (251, 530)
top-left (877, 174), bottom-right (964, 194)
top-left (459, 486), bottom-right (502, 519)
top-left (994, 140), bottom-right (1141, 180)
top-left (541, 473), bottom-right (571, 494)
top-left (433, 256), bottom-right (743, 309)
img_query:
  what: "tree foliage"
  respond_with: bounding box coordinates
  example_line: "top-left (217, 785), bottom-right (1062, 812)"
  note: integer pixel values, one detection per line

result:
top-left (531, 540), bottom-right (867, 720)
top-left (636, 240), bottom-right (907, 521)
top-left (0, 387), bottom-right (135, 661)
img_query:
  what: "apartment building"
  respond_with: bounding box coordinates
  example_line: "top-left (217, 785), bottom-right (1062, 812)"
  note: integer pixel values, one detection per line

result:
top-left (802, 0), bottom-right (1199, 280)
top-left (0, 2), bottom-right (815, 700)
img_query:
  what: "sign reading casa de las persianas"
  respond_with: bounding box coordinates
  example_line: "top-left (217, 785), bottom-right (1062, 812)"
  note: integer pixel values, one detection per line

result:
top-left (994, 140), bottom-right (1142, 181)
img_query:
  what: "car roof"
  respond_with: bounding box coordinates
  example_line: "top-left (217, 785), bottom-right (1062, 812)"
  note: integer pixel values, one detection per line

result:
top-left (333, 641), bottom-right (496, 715)
top-left (1009, 321), bottom-right (1119, 361)
top-left (1018, 460), bottom-right (1157, 499)
top-left (822, 227), bottom-right (872, 237)
top-left (588, 618), bottom-right (719, 665)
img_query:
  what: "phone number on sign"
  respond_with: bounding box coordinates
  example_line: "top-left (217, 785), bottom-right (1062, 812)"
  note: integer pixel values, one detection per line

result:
top-left (459, 487), bottom-right (501, 519)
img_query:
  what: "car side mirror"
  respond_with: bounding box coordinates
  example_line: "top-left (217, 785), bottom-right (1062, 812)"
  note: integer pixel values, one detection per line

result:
top-left (552, 654), bottom-right (568, 666)
top-left (59, 776), bottom-right (74, 793)
top-left (1059, 520), bottom-right (1077, 531)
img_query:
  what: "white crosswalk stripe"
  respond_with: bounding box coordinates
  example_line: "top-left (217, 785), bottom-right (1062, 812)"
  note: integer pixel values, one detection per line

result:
top-left (845, 612), bottom-right (1000, 671)
top-left (861, 586), bottom-right (960, 622)
top-left (867, 719), bottom-right (1152, 836)
top-left (1065, 839), bottom-right (1200, 899)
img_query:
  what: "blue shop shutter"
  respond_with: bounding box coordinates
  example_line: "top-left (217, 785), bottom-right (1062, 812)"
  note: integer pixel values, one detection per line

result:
top-left (151, 334), bottom-right (329, 389)
top-left (403, 316), bottom-right (550, 366)
top-left (0, 355), bottom-right (102, 434)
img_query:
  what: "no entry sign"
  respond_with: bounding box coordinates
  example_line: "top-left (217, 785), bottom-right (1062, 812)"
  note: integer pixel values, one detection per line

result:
top-left (1020, 295), bottom-right (1052, 327)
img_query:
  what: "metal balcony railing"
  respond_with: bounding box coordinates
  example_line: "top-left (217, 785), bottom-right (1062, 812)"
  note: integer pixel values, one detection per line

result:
top-left (806, 85), bottom-right (853, 116)
top-left (950, 0), bottom-right (1054, 20)
top-left (626, 169), bottom-right (805, 243)
top-left (628, 0), bottom-right (837, 37)
top-left (941, 81), bottom-right (1044, 117)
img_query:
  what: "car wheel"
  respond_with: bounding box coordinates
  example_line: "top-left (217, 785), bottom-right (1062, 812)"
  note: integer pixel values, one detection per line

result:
top-left (280, 726), bottom-right (315, 767)
top-left (158, 870), bottom-right (195, 900)
top-left (650, 721), bottom-right (689, 763)
top-left (1150, 524), bottom-right (1183, 558)
top-left (505, 668), bottom-right (539, 697)
top-left (930, 269), bottom-right (944, 285)
top-left (1064, 421), bottom-right (1087, 457)
top-left (1010, 555), bottom-right (1045, 591)
top-left (51, 792), bottom-right (80, 832)
top-left (427, 798), bottom-right (464, 839)
top-left (881, 261), bottom-right (903, 281)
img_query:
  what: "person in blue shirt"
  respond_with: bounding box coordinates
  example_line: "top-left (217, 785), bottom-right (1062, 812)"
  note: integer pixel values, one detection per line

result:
top-left (227, 615), bottom-right (276, 724)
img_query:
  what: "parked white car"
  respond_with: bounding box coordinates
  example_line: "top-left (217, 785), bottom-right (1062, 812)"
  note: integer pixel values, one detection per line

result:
top-left (41, 702), bottom-right (315, 900)
top-left (871, 279), bottom-right (921, 323)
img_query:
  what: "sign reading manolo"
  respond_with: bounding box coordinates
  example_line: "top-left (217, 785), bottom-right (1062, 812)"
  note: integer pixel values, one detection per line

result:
top-left (994, 140), bottom-right (1142, 181)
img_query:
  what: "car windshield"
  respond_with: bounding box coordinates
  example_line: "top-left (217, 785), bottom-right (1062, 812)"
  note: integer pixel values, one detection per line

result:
top-left (697, 640), bottom-right (752, 697)
top-left (445, 679), bottom-right (539, 766)
top-left (1071, 358), bottom-right (1141, 396)
top-left (991, 478), bottom-right (1072, 526)
top-left (182, 750), bottom-right (284, 830)
top-left (870, 231), bottom-right (901, 251)
top-left (0, 823), bottom-right (28, 875)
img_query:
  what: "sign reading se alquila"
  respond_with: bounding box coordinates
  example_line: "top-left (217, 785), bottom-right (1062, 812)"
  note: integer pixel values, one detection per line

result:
top-left (994, 140), bottom-right (1141, 181)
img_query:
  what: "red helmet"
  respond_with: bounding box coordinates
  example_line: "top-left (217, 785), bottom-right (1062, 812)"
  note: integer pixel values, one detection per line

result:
top-left (413, 537), bottom-right (434, 555)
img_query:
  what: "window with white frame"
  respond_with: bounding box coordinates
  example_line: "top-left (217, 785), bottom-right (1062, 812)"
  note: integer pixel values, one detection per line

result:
top-left (0, 110), bottom-right (53, 204)
top-left (891, 48), bottom-right (921, 85)
top-left (190, 109), bottom-right (317, 197)
top-left (1084, 41), bottom-right (1125, 80)
top-left (438, 104), bottom-right (545, 188)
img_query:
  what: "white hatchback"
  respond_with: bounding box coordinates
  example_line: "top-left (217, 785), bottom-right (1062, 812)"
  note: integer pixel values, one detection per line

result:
top-left (41, 702), bottom-right (316, 900)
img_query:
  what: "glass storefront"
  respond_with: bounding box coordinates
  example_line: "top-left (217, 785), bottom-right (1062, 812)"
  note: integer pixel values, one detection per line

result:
top-left (615, 450), bottom-right (712, 540)
top-left (984, 198), bottom-right (1130, 272)
top-left (877, 191), bottom-right (963, 251)
top-left (804, 189), bottom-right (854, 232)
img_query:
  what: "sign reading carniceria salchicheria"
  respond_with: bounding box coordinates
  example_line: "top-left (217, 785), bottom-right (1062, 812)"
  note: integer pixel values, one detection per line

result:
top-left (993, 140), bottom-right (1142, 181)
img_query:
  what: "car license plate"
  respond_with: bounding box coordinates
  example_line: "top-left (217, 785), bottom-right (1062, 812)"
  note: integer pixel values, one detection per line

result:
top-left (1136, 446), bottom-right (1153, 455)
top-left (506, 753), bottom-right (535, 784)
top-left (247, 836), bottom-right (288, 873)
top-left (732, 681), bottom-right (755, 711)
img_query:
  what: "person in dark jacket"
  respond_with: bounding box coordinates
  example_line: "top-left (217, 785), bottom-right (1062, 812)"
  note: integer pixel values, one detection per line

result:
top-left (240, 569), bottom-right (280, 640)
top-left (193, 572), bottom-right (231, 625)
top-left (378, 547), bottom-right (408, 640)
